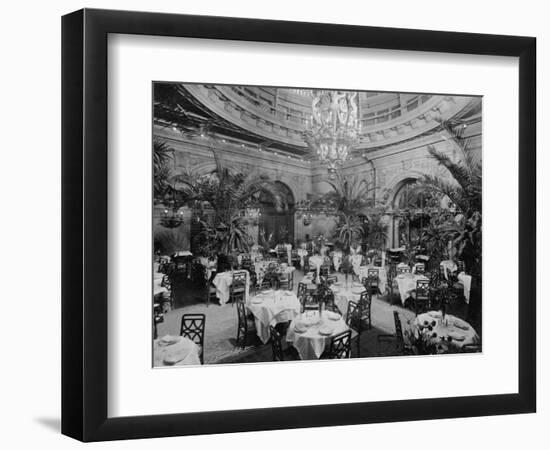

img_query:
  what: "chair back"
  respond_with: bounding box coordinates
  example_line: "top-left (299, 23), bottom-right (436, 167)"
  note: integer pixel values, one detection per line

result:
top-left (300, 293), bottom-right (318, 312)
top-left (297, 282), bottom-right (308, 299)
top-left (415, 279), bottom-right (430, 300)
top-left (231, 271), bottom-right (247, 289)
top-left (346, 300), bottom-right (361, 332)
top-left (415, 263), bottom-right (426, 274)
top-left (180, 314), bottom-right (205, 350)
top-left (393, 310), bottom-right (404, 341)
top-left (397, 265), bottom-right (411, 275)
top-left (269, 326), bottom-right (284, 361)
top-left (328, 330), bottom-right (352, 359)
top-left (367, 268), bottom-right (379, 279)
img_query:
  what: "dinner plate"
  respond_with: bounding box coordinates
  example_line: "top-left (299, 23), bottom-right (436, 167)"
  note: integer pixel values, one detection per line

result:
top-left (319, 325), bottom-right (334, 336)
top-left (294, 324), bottom-right (308, 334)
top-left (352, 288), bottom-right (365, 295)
top-left (326, 312), bottom-right (341, 321)
top-left (251, 298), bottom-right (263, 304)
top-left (260, 289), bottom-right (273, 295)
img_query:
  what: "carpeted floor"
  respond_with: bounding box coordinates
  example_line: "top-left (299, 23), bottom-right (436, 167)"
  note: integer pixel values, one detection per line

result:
top-left (157, 269), bottom-right (474, 364)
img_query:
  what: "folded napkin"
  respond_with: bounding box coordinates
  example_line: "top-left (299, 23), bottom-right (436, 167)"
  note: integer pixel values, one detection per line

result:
top-left (326, 311), bottom-right (341, 321)
top-left (294, 322), bottom-right (308, 334)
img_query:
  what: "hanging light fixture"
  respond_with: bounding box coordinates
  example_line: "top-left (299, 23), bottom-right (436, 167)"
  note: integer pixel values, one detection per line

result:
top-left (304, 90), bottom-right (361, 173)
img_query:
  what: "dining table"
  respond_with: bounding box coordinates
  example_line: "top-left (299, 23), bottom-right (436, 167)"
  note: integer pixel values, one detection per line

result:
top-left (212, 270), bottom-right (250, 305)
top-left (330, 282), bottom-right (367, 317)
top-left (286, 309), bottom-right (350, 360)
top-left (395, 272), bottom-right (429, 305)
top-left (332, 251), bottom-right (343, 272)
top-left (246, 290), bottom-right (301, 344)
top-left (412, 311), bottom-right (479, 351)
top-left (153, 335), bottom-right (202, 367)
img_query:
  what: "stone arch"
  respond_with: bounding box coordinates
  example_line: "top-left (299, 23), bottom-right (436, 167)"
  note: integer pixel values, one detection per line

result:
top-left (259, 180), bottom-right (296, 244)
top-left (385, 170), bottom-right (425, 209)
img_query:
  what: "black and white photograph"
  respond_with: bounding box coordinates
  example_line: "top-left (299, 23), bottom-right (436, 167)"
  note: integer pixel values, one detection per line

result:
top-left (152, 83), bottom-right (482, 366)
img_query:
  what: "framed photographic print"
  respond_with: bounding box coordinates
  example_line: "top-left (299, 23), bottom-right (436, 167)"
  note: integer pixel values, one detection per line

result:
top-left (62, 8), bottom-right (536, 442)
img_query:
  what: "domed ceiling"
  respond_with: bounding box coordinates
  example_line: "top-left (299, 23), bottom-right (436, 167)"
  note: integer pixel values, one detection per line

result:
top-left (154, 83), bottom-right (481, 160)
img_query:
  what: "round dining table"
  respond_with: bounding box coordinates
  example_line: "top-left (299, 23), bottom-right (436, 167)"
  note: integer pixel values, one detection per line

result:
top-left (330, 282), bottom-right (366, 316)
top-left (286, 310), bottom-right (350, 360)
top-left (246, 290), bottom-right (301, 344)
top-left (413, 311), bottom-right (479, 352)
top-left (395, 272), bottom-right (429, 305)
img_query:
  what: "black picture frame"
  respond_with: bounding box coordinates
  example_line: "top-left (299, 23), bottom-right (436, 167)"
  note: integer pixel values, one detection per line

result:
top-left (62, 8), bottom-right (536, 442)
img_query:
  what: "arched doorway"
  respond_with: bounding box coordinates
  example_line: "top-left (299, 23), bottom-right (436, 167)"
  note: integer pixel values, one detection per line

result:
top-left (392, 178), bottom-right (438, 248)
top-left (259, 181), bottom-right (295, 245)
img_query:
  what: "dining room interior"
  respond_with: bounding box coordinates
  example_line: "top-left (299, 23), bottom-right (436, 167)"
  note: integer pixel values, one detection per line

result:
top-left (152, 82), bottom-right (482, 367)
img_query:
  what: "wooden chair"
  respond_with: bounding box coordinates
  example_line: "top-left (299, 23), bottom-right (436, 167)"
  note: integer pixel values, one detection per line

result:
top-left (153, 302), bottom-right (164, 340)
top-left (300, 293), bottom-right (318, 313)
top-left (412, 279), bottom-right (430, 315)
top-left (236, 301), bottom-right (255, 349)
top-left (325, 330), bottom-right (352, 359)
top-left (397, 265), bottom-right (411, 275)
top-left (161, 275), bottom-right (174, 311)
top-left (297, 282), bottom-right (308, 300)
top-left (257, 278), bottom-right (272, 292)
top-left (358, 291), bottom-right (372, 330)
top-left (205, 281), bottom-right (217, 307)
top-left (230, 271), bottom-right (247, 306)
top-left (278, 270), bottom-right (294, 290)
top-left (366, 268), bottom-right (380, 295)
top-left (269, 326), bottom-right (284, 361)
top-left (377, 310), bottom-right (406, 354)
top-left (180, 314), bottom-right (205, 364)
top-left (345, 300), bottom-right (363, 356)
top-left (415, 262), bottom-right (426, 274)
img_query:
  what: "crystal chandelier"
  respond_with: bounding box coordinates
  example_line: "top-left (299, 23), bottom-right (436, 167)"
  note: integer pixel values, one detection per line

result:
top-left (304, 91), bottom-right (361, 174)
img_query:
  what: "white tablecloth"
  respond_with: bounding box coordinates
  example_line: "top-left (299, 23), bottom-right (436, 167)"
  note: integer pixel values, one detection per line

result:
top-left (413, 311), bottom-right (479, 351)
top-left (332, 251), bottom-right (343, 272)
top-left (153, 272), bottom-right (168, 296)
top-left (331, 284), bottom-right (366, 317)
top-left (247, 291), bottom-right (301, 343)
top-left (153, 336), bottom-right (201, 366)
top-left (212, 271), bottom-right (250, 305)
top-left (395, 273), bottom-right (429, 305)
top-left (356, 265), bottom-right (388, 294)
top-left (199, 257), bottom-right (217, 280)
top-left (457, 272), bottom-right (472, 303)
top-left (297, 249), bottom-right (308, 269)
top-left (286, 310), bottom-right (349, 360)
top-left (350, 254), bottom-right (363, 276)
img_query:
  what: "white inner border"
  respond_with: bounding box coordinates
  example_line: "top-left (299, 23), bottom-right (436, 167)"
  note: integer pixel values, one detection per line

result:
top-left (108, 34), bottom-right (519, 418)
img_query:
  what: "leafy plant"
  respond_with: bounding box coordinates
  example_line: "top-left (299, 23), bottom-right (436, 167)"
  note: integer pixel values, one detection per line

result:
top-left (153, 139), bottom-right (174, 199)
top-left (258, 227), bottom-right (274, 252)
top-left (334, 215), bottom-right (363, 250)
top-left (154, 227), bottom-right (187, 255)
top-left (418, 120), bottom-right (482, 217)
